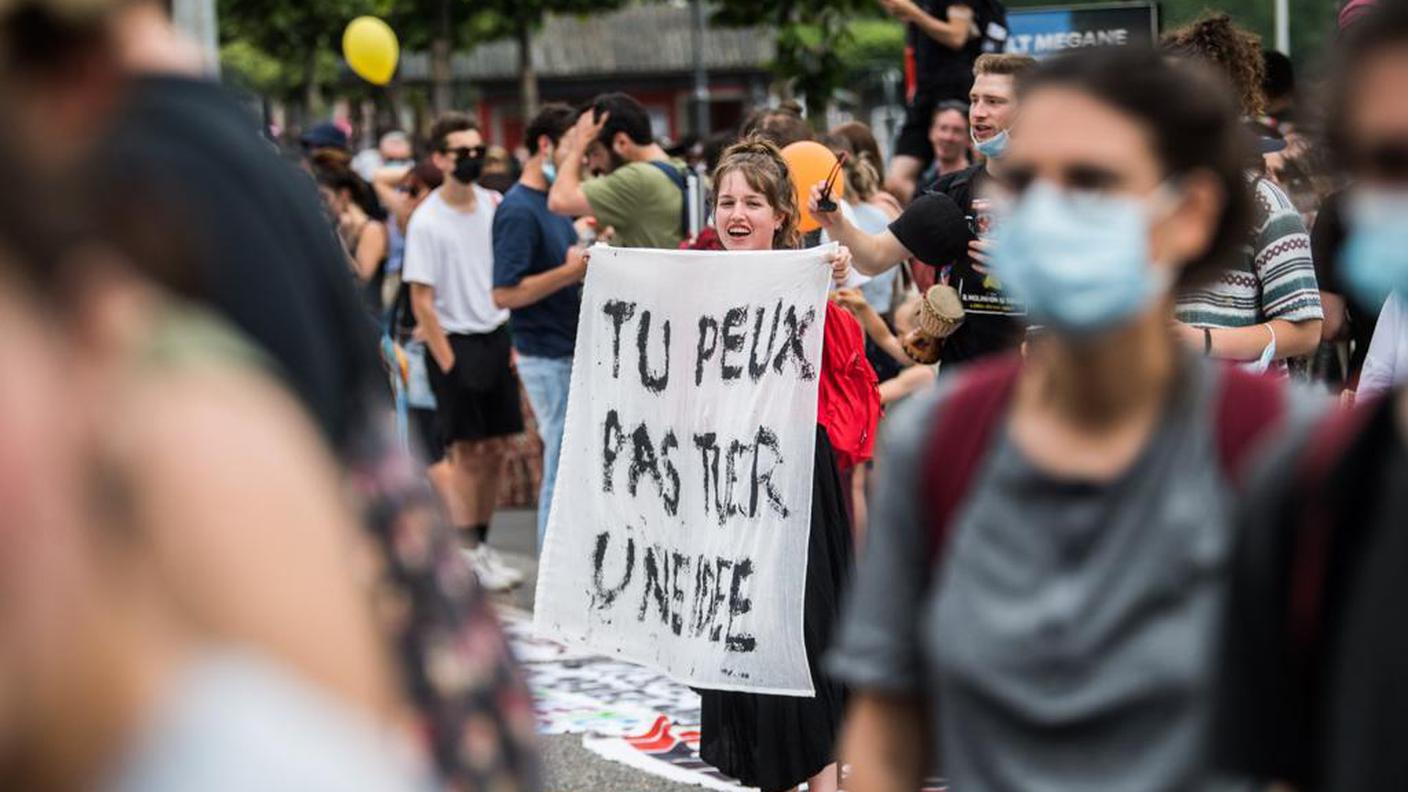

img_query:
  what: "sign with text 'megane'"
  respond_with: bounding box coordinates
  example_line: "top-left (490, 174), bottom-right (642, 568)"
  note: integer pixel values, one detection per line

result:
top-left (534, 245), bottom-right (831, 696)
top-left (1006, 1), bottom-right (1159, 58)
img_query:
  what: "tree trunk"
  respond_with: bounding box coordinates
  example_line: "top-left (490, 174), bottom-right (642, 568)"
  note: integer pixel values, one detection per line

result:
top-left (805, 93), bottom-right (828, 131)
top-left (516, 16), bottom-right (539, 122)
top-left (304, 47), bottom-right (322, 121)
top-left (431, 0), bottom-right (453, 114)
top-left (379, 82), bottom-right (404, 135)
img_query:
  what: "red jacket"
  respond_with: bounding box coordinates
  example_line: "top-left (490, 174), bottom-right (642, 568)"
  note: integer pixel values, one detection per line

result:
top-left (817, 301), bottom-right (881, 470)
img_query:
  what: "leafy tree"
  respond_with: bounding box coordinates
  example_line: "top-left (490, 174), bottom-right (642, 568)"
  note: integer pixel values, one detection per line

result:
top-left (715, 0), bottom-right (878, 124)
top-left (387, 0), bottom-right (628, 120)
top-left (447, 0), bottom-right (628, 119)
top-left (220, 0), bottom-right (394, 118)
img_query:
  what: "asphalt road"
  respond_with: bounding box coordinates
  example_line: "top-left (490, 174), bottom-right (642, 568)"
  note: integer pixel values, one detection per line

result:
top-left (489, 509), bottom-right (710, 792)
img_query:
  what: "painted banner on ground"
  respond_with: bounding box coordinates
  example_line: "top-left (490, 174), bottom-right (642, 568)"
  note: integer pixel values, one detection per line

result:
top-left (534, 244), bottom-right (831, 695)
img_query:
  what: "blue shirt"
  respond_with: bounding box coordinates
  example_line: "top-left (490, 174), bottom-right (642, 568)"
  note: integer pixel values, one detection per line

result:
top-left (491, 184), bottom-right (580, 358)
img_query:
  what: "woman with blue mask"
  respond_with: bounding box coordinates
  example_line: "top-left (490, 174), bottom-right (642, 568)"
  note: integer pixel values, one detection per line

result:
top-left (1214, 5), bottom-right (1408, 790)
top-left (828, 48), bottom-right (1301, 792)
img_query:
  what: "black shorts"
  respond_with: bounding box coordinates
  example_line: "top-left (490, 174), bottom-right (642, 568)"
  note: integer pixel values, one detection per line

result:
top-left (409, 407), bottom-right (444, 466)
top-left (894, 82), bottom-right (973, 164)
top-left (427, 327), bottom-right (524, 444)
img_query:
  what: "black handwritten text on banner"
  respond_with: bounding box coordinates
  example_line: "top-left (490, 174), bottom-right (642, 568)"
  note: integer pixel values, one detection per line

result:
top-left (534, 245), bottom-right (832, 695)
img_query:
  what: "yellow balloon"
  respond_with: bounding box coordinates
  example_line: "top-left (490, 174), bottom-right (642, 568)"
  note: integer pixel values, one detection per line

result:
top-left (343, 16), bottom-right (398, 86)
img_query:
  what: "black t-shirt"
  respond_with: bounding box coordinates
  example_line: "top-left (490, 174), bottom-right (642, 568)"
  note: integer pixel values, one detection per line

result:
top-left (908, 0), bottom-right (981, 99)
top-left (1216, 398), bottom-right (1408, 791)
top-left (889, 165), bottom-right (1023, 366)
top-left (100, 76), bottom-right (385, 452)
top-left (1313, 189), bottom-right (1379, 380)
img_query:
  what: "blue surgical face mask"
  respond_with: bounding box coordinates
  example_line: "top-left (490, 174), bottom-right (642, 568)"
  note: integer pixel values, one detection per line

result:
top-left (542, 161), bottom-right (558, 185)
top-left (973, 128), bottom-right (1010, 160)
top-left (1342, 188), bottom-right (1408, 311)
top-left (992, 181), bottom-right (1174, 335)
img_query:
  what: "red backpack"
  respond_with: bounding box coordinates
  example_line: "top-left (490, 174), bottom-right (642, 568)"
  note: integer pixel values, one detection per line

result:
top-left (818, 301), bottom-right (882, 471)
top-left (922, 353), bottom-right (1289, 563)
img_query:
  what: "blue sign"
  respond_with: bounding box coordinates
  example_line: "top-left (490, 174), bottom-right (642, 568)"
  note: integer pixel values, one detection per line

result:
top-left (1005, 2), bottom-right (1159, 57)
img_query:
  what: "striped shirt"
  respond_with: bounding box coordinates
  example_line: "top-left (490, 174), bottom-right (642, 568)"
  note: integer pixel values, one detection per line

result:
top-left (1176, 176), bottom-right (1323, 333)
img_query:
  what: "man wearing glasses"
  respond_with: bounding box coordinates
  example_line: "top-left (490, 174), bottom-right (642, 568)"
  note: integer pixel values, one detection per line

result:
top-left (404, 112), bottom-right (524, 592)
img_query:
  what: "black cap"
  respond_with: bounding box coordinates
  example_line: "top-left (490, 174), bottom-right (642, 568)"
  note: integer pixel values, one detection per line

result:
top-left (300, 121), bottom-right (348, 151)
top-left (1257, 135), bottom-right (1288, 155)
top-left (894, 191), bottom-right (971, 267)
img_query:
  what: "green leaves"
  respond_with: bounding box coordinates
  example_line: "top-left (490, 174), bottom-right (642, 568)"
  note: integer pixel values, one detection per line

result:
top-left (715, 0), bottom-right (885, 122)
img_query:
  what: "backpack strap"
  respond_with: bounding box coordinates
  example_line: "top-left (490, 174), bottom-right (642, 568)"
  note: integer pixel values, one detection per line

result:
top-left (924, 361), bottom-right (1285, 567)
top-left (923, 354), bottom-right (1022, 564)
top-left (648, 160), bottom-right (691, 237)
top-left (1213, 366), bottom-right (1287, 487)
top-left (648, 160), bottom-right (687, 191)
top-left (1266, 396), bottom-right (1382, 785)
top-left (1286, 398), bottom-right (1380, 652)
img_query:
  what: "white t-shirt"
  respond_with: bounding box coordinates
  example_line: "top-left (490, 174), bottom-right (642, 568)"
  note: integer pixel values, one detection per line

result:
top-left (402, 186), bottom-right (509, 335)
top-left (1360, 293), bottom-right (1408, 401)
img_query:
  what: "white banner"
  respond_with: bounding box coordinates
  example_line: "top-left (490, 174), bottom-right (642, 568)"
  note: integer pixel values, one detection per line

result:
top-left (534, 244), bottom-right (832, 695)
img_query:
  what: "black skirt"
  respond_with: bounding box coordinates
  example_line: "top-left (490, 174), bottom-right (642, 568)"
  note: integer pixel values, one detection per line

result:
top-left (698, 425), bottom-right (852, 791)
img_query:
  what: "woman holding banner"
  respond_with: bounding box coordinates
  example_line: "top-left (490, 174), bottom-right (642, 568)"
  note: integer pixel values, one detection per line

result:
top-left (696, 137), bottom-right (878, 792)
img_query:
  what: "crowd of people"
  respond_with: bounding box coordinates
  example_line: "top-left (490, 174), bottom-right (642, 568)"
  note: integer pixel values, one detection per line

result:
top-left (4, 0), bottom-right (1408, 789)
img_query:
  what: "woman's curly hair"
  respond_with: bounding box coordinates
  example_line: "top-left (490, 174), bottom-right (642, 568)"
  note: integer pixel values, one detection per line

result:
top-left (1162, 12), bottom-right (1267, 118)
top-left (710, 135), bottom-right (802, 250)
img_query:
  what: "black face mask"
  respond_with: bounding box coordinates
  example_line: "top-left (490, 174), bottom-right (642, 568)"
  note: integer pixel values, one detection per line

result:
top-left (452, 155), bottom-right (484, 184)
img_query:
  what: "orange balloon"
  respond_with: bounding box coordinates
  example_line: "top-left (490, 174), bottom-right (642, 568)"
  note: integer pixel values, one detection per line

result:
top-left (782, 141), bottom-right (846, 233)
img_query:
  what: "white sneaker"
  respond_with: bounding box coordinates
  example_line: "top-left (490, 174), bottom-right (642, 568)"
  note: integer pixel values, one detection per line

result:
top-left (476, 544), bottom-right (525, 587)
top-left (464, 546), bottom-right (515, 592)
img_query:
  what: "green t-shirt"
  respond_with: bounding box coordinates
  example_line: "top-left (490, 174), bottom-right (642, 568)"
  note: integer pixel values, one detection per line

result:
top-left (581, 159), bottom-right (685, 249)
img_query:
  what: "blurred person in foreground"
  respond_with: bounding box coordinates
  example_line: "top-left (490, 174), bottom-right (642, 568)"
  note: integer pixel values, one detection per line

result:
top-left (404, 112), bottom-right (526, 592)
top-left (0, 133), bottom-right (424, 791)
top-left (696, 136), bottom-right (869, 792)
top-left (490, 103), bottom-right (589, 551)
top-left (1, 0), bottom-right (384, 452)
top-left (548, 92), bottom-right (688, 249)
top-left (1215, 4), bottom-right (1408, 789)
top-left (1311, 3), bottom-right (1386, 394)
top-left (0, 3), bottom-right (540, 788)
top-left (814, 53), bottom-right (1035, 368)
top-left (829, 47), bottom-right (1318, 791)
top-left (1163, 14), bottom-right (1325, 372)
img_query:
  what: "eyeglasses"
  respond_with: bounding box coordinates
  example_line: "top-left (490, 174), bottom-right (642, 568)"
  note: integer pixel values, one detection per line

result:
top-left (815, 152), bottom-right (849, 213)
top-left (443, 145), bottom-right (487, 161)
